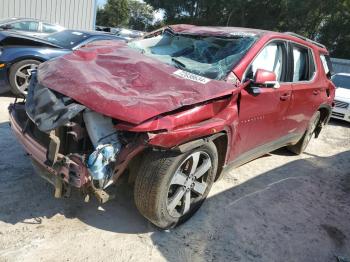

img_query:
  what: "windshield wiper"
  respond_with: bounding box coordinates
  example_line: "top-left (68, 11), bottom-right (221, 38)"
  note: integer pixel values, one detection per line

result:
top-left (172, 58), bottom-right (186, 69)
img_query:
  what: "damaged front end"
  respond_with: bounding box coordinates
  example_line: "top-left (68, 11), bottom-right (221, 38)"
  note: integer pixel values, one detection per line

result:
top-left (9, 72), bottom-right (146, 203)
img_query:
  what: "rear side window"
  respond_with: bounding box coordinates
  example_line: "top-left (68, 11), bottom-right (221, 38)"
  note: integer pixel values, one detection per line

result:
top-left (320, 54), bottom-right (333, 78)
top-left (292, 45), bottom-right (316, 82)
top-left (43, 23), bottom-right (59, 33)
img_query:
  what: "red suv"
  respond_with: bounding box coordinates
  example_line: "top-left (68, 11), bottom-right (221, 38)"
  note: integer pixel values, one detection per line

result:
top-left (9, 25), bottom-right (335, 229)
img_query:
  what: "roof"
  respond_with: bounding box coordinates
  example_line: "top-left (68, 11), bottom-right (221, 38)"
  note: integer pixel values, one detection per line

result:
top-left (0, 17), bottom-right (42, 24)
top-left (163, 24), bottom-right (327, 50)
top-left (167, 24), bottom-right (269, 38)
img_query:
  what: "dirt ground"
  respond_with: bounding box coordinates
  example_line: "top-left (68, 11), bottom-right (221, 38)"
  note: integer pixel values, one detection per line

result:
top-left (0, 94), bottom-right (349, 262)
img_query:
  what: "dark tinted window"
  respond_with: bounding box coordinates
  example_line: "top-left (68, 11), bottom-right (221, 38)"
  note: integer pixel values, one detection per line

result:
top-left (43, 30), bottom-right (90, 49)
top-left (332, 75), bottom-right (350, 89)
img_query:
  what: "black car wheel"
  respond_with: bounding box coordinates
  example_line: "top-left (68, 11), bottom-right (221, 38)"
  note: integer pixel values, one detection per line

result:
top-left (9, 59), bottom-right (40, 96)
top-left (287, 111), bottom-right (321, 155)
top-left (134, 141), bottom-right (218, 229)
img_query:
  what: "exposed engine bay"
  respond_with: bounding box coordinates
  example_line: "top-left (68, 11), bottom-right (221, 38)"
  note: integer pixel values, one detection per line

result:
top-left (12, 73), bottom-right (146, 203)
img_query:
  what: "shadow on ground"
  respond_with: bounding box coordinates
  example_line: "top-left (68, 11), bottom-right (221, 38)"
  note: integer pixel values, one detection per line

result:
top-left (328, 118), bottom-right (350, 128)
top-left (0, 92), bottom-right (15, 98)
top-left (0, 120), bottom-right (349, 261)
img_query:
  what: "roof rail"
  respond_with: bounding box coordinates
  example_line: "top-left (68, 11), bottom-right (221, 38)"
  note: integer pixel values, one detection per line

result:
top-left (284, 32), bottom-right (326, 49)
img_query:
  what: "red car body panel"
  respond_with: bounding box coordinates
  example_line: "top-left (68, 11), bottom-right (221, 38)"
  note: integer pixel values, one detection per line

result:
top-left (37, 27), bottom-right (333, 159)
top-left (8, 25), bottom-right (335, 193)
top-left (38, 40), bottom-right (236, 125)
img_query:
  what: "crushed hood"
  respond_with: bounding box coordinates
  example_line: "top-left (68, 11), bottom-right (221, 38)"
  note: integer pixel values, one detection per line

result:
top-left (37, 40), bottom-right (236, 124)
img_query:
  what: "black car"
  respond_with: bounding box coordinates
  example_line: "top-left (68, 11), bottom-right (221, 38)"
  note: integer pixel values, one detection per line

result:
top-left (0, 30), bottom-right (124, 96)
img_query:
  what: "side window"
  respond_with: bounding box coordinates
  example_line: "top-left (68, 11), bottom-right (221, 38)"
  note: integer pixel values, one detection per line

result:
top-left (320, 54), bottom-right (333, 78)
top-left (292, 45), bottom-right (316, 82)
top-left (43, 23), bottom-right (59, 34)
top-left (11, 21), bottom-right (39, 32)
top-left (249, 42), bottom-right (286, 81)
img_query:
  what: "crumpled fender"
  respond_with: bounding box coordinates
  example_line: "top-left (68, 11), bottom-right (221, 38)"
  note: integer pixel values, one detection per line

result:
top-left (116, 94), bottom-right (240, 149)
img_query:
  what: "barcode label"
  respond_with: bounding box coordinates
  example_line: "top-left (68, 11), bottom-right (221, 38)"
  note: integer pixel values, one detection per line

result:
top-left (173, 69), bottom-right (211, 84)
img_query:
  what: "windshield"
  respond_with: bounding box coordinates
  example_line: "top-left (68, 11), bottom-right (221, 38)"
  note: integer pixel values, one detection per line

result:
top-left (332, 75), bottom-right (350, 89)
top-left (43, 30), bottom-right (90, 49)
top-left (128, 30), bottom-right (257, 80)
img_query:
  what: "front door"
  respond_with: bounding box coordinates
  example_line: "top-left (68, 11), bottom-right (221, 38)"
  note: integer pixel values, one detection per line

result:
top-left (229, 41), bottom-right (293, 161)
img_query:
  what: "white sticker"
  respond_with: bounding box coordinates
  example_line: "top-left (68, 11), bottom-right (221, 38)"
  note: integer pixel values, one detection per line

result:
top-left (230, 32), bottom-right (256, 37)
top-left (173, 69), bottom-right (211, 84)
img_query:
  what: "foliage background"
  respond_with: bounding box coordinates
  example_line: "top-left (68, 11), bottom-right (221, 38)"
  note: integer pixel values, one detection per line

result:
top-left (97, 0), bottom-right (350, 58)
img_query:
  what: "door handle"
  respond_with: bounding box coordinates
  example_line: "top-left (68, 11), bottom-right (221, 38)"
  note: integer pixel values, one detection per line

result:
top-left (313, 90), bottom-right (320, 95)
top-left (280, 93), bottom-right (291, 101)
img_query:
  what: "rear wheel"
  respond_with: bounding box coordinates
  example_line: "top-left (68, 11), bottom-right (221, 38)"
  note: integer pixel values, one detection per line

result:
top-left (9, 59), bottom-right (40, 96)
top-left (134, 142), bottom-right (218, 229)
top-left (287, 111), bottom-right (321, 155)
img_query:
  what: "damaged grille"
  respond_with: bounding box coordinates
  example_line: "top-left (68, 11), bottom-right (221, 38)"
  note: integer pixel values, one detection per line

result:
top-left (26, 71), bottom-right (86, 133)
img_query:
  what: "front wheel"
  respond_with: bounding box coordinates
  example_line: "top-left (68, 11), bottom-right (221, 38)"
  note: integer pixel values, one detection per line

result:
top-left (134, 142), bottom-right (218, 229)
top-left (287, 111), bottom-right (321, 155)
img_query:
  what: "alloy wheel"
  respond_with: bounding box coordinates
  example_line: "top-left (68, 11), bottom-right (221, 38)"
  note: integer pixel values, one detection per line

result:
top-left (15, 63), bottom-right (38, 94)
top-left (166, 151), bottom-right (212, 218)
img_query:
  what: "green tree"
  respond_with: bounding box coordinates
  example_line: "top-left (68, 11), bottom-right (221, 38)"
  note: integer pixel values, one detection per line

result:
top-left (96, 7), bottom-right (108, 26)
top-left (128, 0), bottom-right (154, 31)
top-left (145, 0), bottom-right (350, 58)
top-left (96, 0), bottom-right (129, 27)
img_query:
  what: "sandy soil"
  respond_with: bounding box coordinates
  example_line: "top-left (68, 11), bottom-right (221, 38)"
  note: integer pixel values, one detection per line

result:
top-left (0, 94), bottom-right (349, 262)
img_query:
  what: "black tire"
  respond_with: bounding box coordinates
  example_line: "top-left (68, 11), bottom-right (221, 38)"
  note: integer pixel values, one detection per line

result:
top-left (134, 141), bottom-right (218, 229)
top-left (287, 111), bottom-right (321, 155)
top-left (9, 59), bottom-right (41, 97)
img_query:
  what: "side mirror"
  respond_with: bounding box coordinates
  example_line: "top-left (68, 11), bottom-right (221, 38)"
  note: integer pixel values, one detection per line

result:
top-left (253, 69), bottom-right (280, 89)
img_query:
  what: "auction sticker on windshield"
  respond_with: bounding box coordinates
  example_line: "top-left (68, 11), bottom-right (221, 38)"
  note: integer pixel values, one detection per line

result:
top-left (173, 70), bottom-right (211, 84)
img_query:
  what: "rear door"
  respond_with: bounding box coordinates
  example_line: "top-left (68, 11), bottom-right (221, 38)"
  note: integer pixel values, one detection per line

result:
top-left (231, 40), bottom-right (293, 158)
top-left (286, 43), bottom-right (324, 134)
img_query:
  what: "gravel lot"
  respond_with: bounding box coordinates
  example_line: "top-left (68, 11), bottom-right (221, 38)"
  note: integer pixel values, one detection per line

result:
top-left (0, 94), bottom-right (349, 262)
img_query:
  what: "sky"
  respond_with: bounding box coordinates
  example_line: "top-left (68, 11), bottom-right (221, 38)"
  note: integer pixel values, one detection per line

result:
top-left (97, 0), bottom-right (107, 7)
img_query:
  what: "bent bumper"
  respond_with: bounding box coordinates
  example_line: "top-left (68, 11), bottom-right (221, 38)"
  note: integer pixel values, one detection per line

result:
top-left (9, 103), bottom-right (58, 176)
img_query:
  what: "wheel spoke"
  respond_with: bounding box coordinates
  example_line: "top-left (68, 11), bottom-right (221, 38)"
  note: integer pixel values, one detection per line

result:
top-left (170, 171), bottom-right (187, 186)
top-left (167, 187), bottom-right (185, 213)
top-left (16, 71), bottom-right (27, 79)
top-left (189, 152), bottom-right (201, 175)
top-left (192, 181), bottom-right (207, 195)
top-left (19, 83), bottom-right (29, 91)
top-left (194, 158), bottom-right (211, 179)
top-left (182, 190), bottom-right (191, 214)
